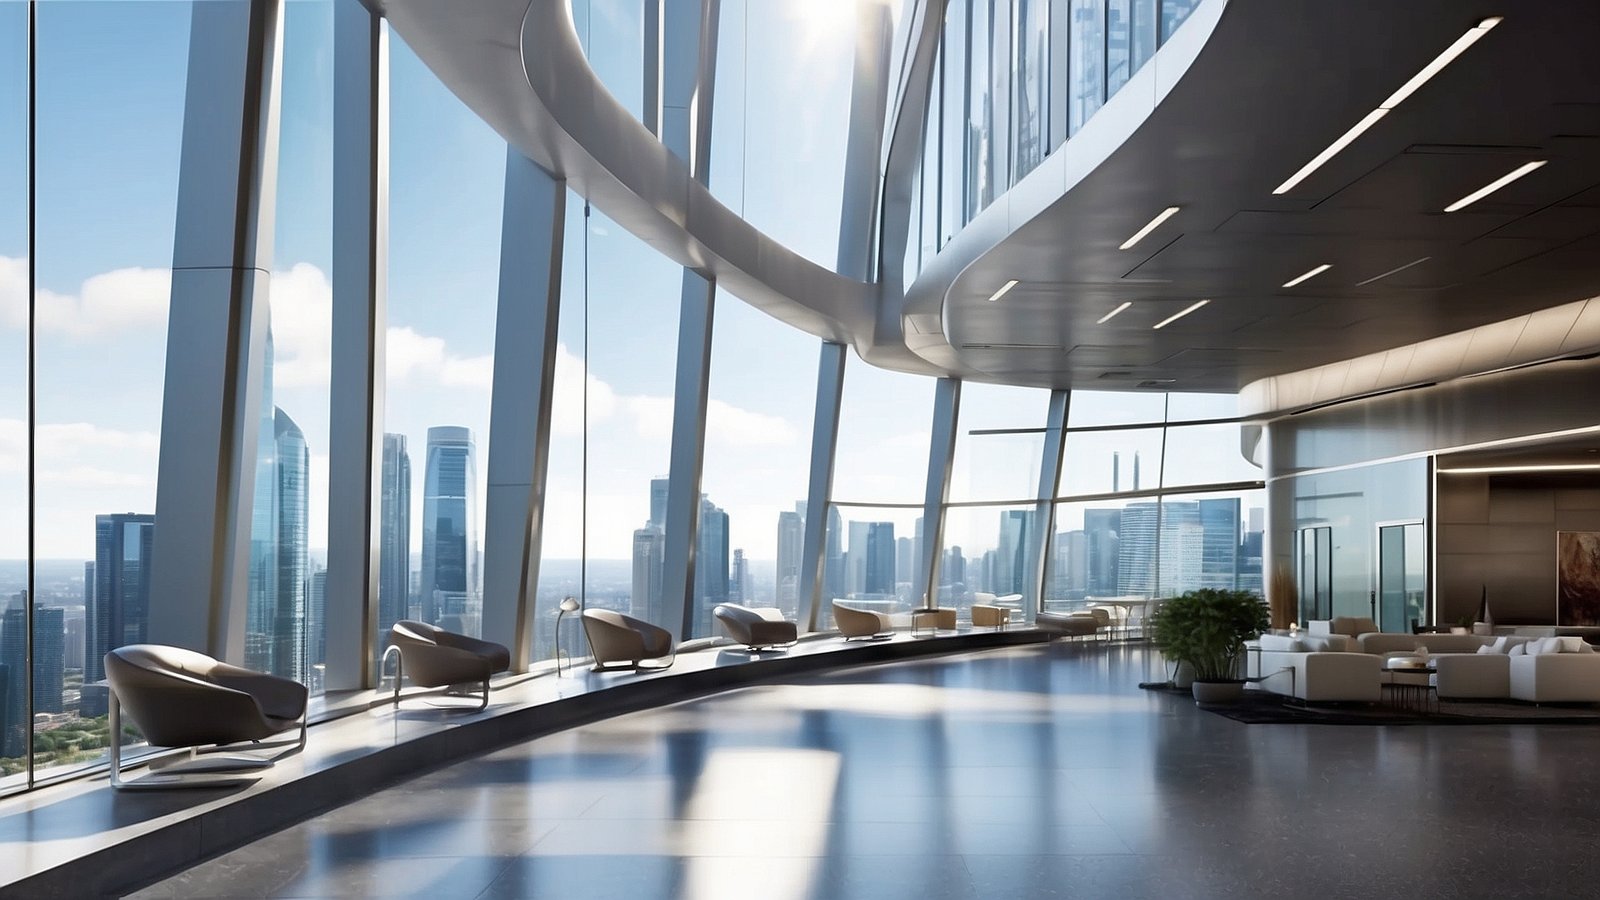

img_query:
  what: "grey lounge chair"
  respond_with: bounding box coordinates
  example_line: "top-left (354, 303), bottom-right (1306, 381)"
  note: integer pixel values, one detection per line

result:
top-left (714, 604), bottom-right (799, 651)
top-left (832, 601), bottom-right (893, 640)
top-left (104, 644), bottom-right (308, 791)
top-left (384, 620), bottom-right (511, 710)
top-left (581, 609), bottom-right (676, 671)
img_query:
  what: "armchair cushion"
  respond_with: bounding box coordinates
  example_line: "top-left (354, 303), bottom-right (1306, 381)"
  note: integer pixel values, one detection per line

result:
top-left (389, 620), bottom-right (510, 688)
top-left (714, 604), bottom-right (799, 647)
top-left (582, 609), bottom-right (675, 667)
top-left (105, 645), bottom-right (307, 748)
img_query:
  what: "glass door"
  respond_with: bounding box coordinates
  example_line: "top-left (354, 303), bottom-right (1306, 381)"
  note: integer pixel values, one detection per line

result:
top-left (1377, 522), bottom-right (1426, 632)
top-left (1295, 526), bottom-right (1332, 621)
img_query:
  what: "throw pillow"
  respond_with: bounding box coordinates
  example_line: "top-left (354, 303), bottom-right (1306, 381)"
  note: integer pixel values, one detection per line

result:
top-left (1557, 636), bottom-right (1585, 653)
top-left (1490, 636), bottom-right (1510, 654)
top-left (1508, 642), bottom-right (1526, 656)
top-left (1476, 645), bottom-right (1493, 655)
top-left (1536, 637), bottom-right (1562, 655)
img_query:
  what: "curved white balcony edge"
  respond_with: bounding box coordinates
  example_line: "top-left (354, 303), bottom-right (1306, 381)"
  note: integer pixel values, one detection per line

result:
top-left (380, 0), bottom-right (941, 370)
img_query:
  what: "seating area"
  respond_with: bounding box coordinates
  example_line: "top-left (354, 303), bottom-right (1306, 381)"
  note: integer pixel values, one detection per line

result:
top-left (1246, 616), bottom-right (1600, 704)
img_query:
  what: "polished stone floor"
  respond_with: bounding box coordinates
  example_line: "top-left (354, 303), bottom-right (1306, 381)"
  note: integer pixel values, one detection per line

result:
top-left (130, 643), bottom-right (1600, 899)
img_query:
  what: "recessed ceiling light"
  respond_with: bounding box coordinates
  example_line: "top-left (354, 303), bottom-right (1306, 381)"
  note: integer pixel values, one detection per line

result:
top-left (1096, 301), bottom-right (1133, 324)
top-left (1355, 256), bottom-right (1431, 286)
top-left (986, 279), bottom-right (1019, 302)
top-left (1443, 160), bottom-right (1547, 212)
top-left (1153, 299), bottom-right (1209, 330)
top-left (1272, 16), bottom-right (1503, 195)
top-left (1282, 264), bottom-right (1332, 288)
top-left (1118, 207), bottom-right (1180, 250)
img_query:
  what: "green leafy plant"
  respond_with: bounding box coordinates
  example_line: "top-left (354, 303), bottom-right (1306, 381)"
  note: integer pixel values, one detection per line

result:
top-left (1149, 589), bottom-right (1269, 682)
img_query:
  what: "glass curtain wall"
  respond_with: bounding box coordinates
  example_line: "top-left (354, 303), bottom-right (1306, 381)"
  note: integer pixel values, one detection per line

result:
top-left (1044, 393), bottom-right (1266, 614)
top-left (380, 29), bottom-right (505, 649)
top-left (912, 0), bottom-right (1206, 280)
top-left (17, 0), bottom-right (191, 788)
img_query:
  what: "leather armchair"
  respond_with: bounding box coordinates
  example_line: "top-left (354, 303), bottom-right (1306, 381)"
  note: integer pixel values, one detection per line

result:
top-left (581, 609), bottom-right (676, 671)
top-left (104, 645), bottom-right (308, 790)
top-left (714, 604), bottom-right (799, 651)
top-left (832, 601), bottom-right (893, 640)
top-left (386, 620), bottom-right (511, 709)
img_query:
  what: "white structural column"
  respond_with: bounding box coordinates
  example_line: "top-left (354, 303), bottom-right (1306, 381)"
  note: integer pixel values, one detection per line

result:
top-left (1028, 390), bottom-right (1070, 623)
top-left (481, 154), bottom-right (566, 671)
top-left (916, 378), bottom-right (961, 605)
top-left (659, 0), bottom-right (720, 640)
top-left (798, 342), bottom-right (847, 632)
top-left (325, 0), bottom-right (387, 690)
top-left (148, 0), bottom-right (283, 660)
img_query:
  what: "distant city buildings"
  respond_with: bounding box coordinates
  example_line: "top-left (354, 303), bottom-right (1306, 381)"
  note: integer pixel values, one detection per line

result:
top-left (89, 514), bottom-right (154, 684)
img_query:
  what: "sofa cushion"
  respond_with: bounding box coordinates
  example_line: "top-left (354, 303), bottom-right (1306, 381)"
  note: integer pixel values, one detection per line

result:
top-left (1301, 634), bottom-right (1354, 652)
top-left (1476, 644), bottom-right (1493, 655)
top-left (1491, 636), bottom-right (1510, 653)
top-left (1330, 616), bottom-right (1380, 637)
top-left (1508, 642), bottom-right (1526, 656)
top-left (1558, 636), bottom-right (1586, 653)
top-left (1257, 634), bottom-right (1305, 652)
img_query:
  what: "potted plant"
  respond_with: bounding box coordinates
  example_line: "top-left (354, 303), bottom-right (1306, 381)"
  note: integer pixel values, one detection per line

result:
top-left (1149, 588), bottom-right (1270, 705)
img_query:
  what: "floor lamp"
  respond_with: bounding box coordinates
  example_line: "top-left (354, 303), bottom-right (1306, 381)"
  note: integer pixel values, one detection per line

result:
top-left (555, 597), bottom-right (580, 676)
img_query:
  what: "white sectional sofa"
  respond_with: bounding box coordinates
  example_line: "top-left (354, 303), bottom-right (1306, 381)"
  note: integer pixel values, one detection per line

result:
top-left (1245, 627), bottom-right (1600, 704)
top-left (1247, 634), bottom-right (1381, 702)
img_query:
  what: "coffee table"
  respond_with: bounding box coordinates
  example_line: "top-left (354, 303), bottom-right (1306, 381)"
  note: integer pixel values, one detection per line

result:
top-left (1381, 663), bottom-right (1437, 714)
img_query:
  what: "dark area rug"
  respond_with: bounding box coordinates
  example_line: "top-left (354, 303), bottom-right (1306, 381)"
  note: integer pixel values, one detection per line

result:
top-left (1139, 682), bottom-right (1600, 725)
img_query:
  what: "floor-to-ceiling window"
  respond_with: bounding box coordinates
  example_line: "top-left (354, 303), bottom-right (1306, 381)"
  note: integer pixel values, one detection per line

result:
top-left (0, 0), bottom-right (28, 794)
top-left (381, 28), bottom-right (504, 648)
top-left (19, 0), bottom-right (191, 788)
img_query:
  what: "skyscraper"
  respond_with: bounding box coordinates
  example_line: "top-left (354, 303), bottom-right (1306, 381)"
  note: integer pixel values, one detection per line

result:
top-left (649, 477), bottom-right (670, 528)
top-left (273, 408), bottom-right (309, 683)
top-left (89, 514), bottom-right (155, 684)
top-left (379, 433), bottom-right (412, 642)
top-left (730, 549), bottom-right (750, 604)
top-left (1084, 508), bottom-right (1121, 596)
top-left (861, 522), bottom-right (896, 596)
top-left (995, 509), bottom-right (1032, 596)
top-left (1116, 502), bottom-right (1159, 597)
top-left (631, 522), bottom-right (666, 622)
top-left (824, 505), bottom-right (844, 600)
top-left (776, 509), bottom-right (803, 613)
top-left (1198, 497), bottom-right (1242, 591)
top-left (307, 566), bottom-right (327, 677)
top-left (695, 496), bottom-right (730, 630)
top-left (2, 601), bottom-right (64, 757)
top-left (421, 426), bottom-right (480, 635)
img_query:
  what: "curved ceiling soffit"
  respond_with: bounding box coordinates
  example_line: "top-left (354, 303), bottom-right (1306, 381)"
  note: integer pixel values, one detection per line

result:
top-left (380, 0), bottom-right (933, 369)
top-left (896, 0), bottom-right (1227, 385)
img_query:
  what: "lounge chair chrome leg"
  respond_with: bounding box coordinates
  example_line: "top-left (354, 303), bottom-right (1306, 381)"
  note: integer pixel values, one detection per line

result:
top-left (382, 644), bottom-right (404, 706)
top-left (108, 696), bottom-right (260, 791)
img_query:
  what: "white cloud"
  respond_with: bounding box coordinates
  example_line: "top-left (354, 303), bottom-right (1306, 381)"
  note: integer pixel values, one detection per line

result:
top-left (552, 342), bottom-right (616, 435)
top-left (0, 255), bottom-right (170, 338)
top-left (625, 395), bottom-right (675, 441)
top-left (706, 399), bottom-right (797, 447)
top-left (269, 262), bottom-right (334, 388)
top-left (385, 324), bottom-right (494, 391)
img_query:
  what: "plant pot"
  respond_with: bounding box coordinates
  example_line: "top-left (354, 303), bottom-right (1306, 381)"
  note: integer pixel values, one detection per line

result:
top-left (1192, 680), bottom-right (1245, 705)
top-left (1172, 661), bottom-right (1196, 689)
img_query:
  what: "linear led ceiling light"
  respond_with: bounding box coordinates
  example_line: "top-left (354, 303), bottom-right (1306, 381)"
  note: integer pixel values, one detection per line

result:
top-left (1119, 207), bottom-right (1180, 250)
top-left (1440, 464), bottom-right (1600, 475)
top-left (1153, 299), bottom-right (1209, 330)
top-left (1272, 16), bottom-right (1503, 195)
top-left (1443, 160), bottom-right (1547, 212)
top-left (1282, 264), bottom-right (1332, 288)
top-left (1097, 301), bottom-right (1133, 324)
top-left (986, 279), bottom-right (1019, 302)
